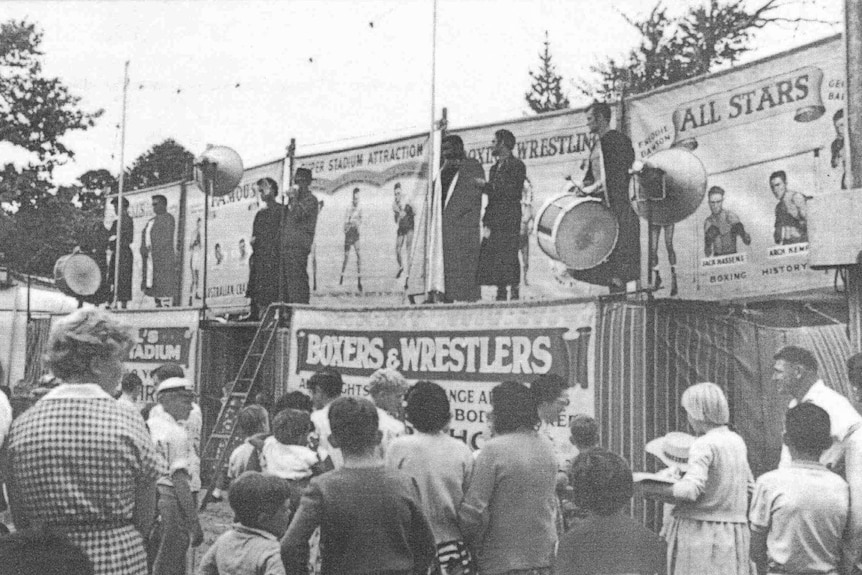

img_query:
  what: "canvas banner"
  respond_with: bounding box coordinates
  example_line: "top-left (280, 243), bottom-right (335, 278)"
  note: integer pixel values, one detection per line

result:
top-left (113, 308), bottom-right (200, 403)
top-left (183, 159), bottom-right (285, 313)
top-left (627, 37), bottom-right (845, 299)
top-left (453, 109), bottom-right (613, 300)
top-left (295, 136), bottom-right (430, 305)
top-left (107, 181), bottom-right (185, 309)
top-left (286, 300), bottom-right (596, 450)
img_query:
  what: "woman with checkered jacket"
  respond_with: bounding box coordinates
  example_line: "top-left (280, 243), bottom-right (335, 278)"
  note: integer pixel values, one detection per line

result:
top-left (6, 309), bottom-right (165, 575)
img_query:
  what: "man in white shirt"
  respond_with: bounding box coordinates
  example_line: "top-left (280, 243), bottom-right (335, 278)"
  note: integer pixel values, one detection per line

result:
top-left (308, 369), bottom-right (345, 469)
top-left (772, 346), bottom-right (862, 570)
top-left (148, 377), bottom-right (203, 575)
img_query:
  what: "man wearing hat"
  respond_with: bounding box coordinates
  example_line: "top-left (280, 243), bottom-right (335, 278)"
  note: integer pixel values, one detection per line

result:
top-left (282, 167), bottom-right (320, 305)
top-left (147, 377), bottom-right (203, 575)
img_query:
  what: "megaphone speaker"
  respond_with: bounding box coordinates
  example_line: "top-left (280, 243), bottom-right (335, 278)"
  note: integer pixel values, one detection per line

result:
top-left (194, 145), bottom-right (244, 197)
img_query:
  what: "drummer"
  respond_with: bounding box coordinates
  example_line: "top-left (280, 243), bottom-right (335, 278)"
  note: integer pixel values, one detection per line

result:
top-left (573, 102), bottom-right (639, 293)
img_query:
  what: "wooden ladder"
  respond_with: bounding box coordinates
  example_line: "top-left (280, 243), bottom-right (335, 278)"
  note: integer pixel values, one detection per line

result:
top-left (198, 303), bottom-right (286, 509)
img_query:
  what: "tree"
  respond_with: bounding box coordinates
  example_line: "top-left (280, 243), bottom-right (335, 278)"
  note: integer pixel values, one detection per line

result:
top-left (525, 31), bottom-right (570, 114)
top-left (125, 138), bottom-right (194, 190)
top-left (581, 0), bottom-right (833, 100)
top-left (0, 20), bottom-right (102, 184)
top-left (0, 20), bottom-right (103, 276)
top-left (77, 168), bottom-right (117, 214)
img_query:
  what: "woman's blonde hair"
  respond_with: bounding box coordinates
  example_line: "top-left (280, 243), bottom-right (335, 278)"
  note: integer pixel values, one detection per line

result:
top-left (44, 308), bottom-right (135, 380)
top-left (680, 382), bottom-right (729, 426)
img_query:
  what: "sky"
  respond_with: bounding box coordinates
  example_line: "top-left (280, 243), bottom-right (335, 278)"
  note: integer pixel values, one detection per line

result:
top-left (3, 0), bottom-right (844, 185)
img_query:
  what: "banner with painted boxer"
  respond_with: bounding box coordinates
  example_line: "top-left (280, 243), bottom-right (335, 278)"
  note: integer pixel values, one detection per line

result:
top-left (626, 35), bottom-right (844, 299)
top-left (286, 299), bottom-right (596, 451)
top-left (295, 136), bottom-right (430, 305)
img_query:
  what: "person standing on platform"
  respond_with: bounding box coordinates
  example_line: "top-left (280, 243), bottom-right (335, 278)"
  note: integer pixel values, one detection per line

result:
top-left (282, 168), bottom-right (319, 305)
top-left (109, 197), bottom-right (134, 309)
top-left (479, 129), bottom-right (526, 301)
top-left (439, 134), bottom-right (485, 303)
top-left (575, 101), bottom-right (638, 293)
top-left (140, 194), bottom-right (177, 307)
top-left (247, 177), bottom-right (284, 319)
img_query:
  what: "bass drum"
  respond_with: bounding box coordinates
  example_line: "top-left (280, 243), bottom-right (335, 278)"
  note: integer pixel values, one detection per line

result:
top-left (536, 194), bottom-right (619, 271)
top-left (54, 253), bottom-right (102, 298)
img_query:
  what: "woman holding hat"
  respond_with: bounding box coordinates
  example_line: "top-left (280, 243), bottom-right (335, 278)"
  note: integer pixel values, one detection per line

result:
top-left (5, 308), bottom-right (164, 575)
top-left (643, 382), bottom-right (754, 575)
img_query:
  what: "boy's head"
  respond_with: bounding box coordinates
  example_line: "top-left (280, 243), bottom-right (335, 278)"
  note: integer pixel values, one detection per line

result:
top-left (784, 403), bottom-right (832, 456)
top-left (0, 526), bottom-right (93, 575)
top-left (237, 405), bottom-right (269, 437)
top-left (570, 449), bottom-right (633, 516)
top-left (307, 369), bottom-right (344, 409)
top-left (328, 396), bottom-right (380, 455)
top-left (275, 391), bottom-right (314, 414)
top-left (404, 380), bottom-right (450, 433)
top-left (228, 471), bottom-right (293, 537)
top-left (152, 363), bottom-right (185, 385)
top-left (121, 372), bottom-right (143, 397)
top-left (272, 408), bottom-right (313, 446)
top-left (569, 414), bottom-right (599, 450)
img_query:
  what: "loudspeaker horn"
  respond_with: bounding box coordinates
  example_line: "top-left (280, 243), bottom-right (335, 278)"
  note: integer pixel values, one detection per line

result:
top-left (194, 145), bottom-right (244, 197)
top-left (629, 148), bottom-right (707, 226)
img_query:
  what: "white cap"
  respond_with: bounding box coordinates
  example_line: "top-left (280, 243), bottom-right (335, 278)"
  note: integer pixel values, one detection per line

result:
top-left (156, 377), bottom-right (194, 395)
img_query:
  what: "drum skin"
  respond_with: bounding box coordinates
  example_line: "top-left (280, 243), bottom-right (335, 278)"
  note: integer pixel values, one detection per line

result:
top-left (54, 253), bottom-right (102, 297)
top-left (536, 194), bottom-right (619, 270)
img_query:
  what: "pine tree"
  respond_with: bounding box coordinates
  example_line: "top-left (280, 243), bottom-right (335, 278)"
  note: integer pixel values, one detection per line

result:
top-left (525, 31), bottom-right (570, 114)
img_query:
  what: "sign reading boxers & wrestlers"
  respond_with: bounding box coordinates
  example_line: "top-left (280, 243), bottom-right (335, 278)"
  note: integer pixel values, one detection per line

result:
top-left (627, 35), bottom-right (844, 299)
top-left (286, 300), bottom-right (595, 450)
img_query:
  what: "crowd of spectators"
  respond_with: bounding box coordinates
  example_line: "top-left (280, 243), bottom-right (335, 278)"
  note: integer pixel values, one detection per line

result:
top-left (0, 309), bottom-right (860, 575)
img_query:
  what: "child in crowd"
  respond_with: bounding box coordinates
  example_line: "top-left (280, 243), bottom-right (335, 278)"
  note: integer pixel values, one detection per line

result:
top-left (274, 391), bottom-right (314, 414)
top-left (226, 406), bottom-right (270, 484)
top-left (749, 403), bottom-right (849, 575)
top-left (199, 471), bottom-right (292, 575)
top-left (569, 414), bottom-right (599, 454)
top-left (0, 526), bottom-right (94, 575)
top-left (459, 381), bottom-right (558, 575)
top-left (386, 381), bottom-right (474, 575)
top-left (556, 449), bottom-right (666, 575)
top-left (261, 409), bottom-right (320, 508)
top-left (281, 396), bottom-right (436, 575)
top-left (642, 382), bottom-right (753, 575)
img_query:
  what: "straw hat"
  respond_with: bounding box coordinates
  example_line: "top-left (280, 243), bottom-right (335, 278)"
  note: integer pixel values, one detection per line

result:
top-left (645, 431), bottom-right (695, 471)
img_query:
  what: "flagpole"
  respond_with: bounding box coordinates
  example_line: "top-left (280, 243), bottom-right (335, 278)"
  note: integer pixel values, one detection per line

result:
top-left (425, 0), bottom-right (438, 298)
top-left (113, 61), bottom-right (130, 308)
